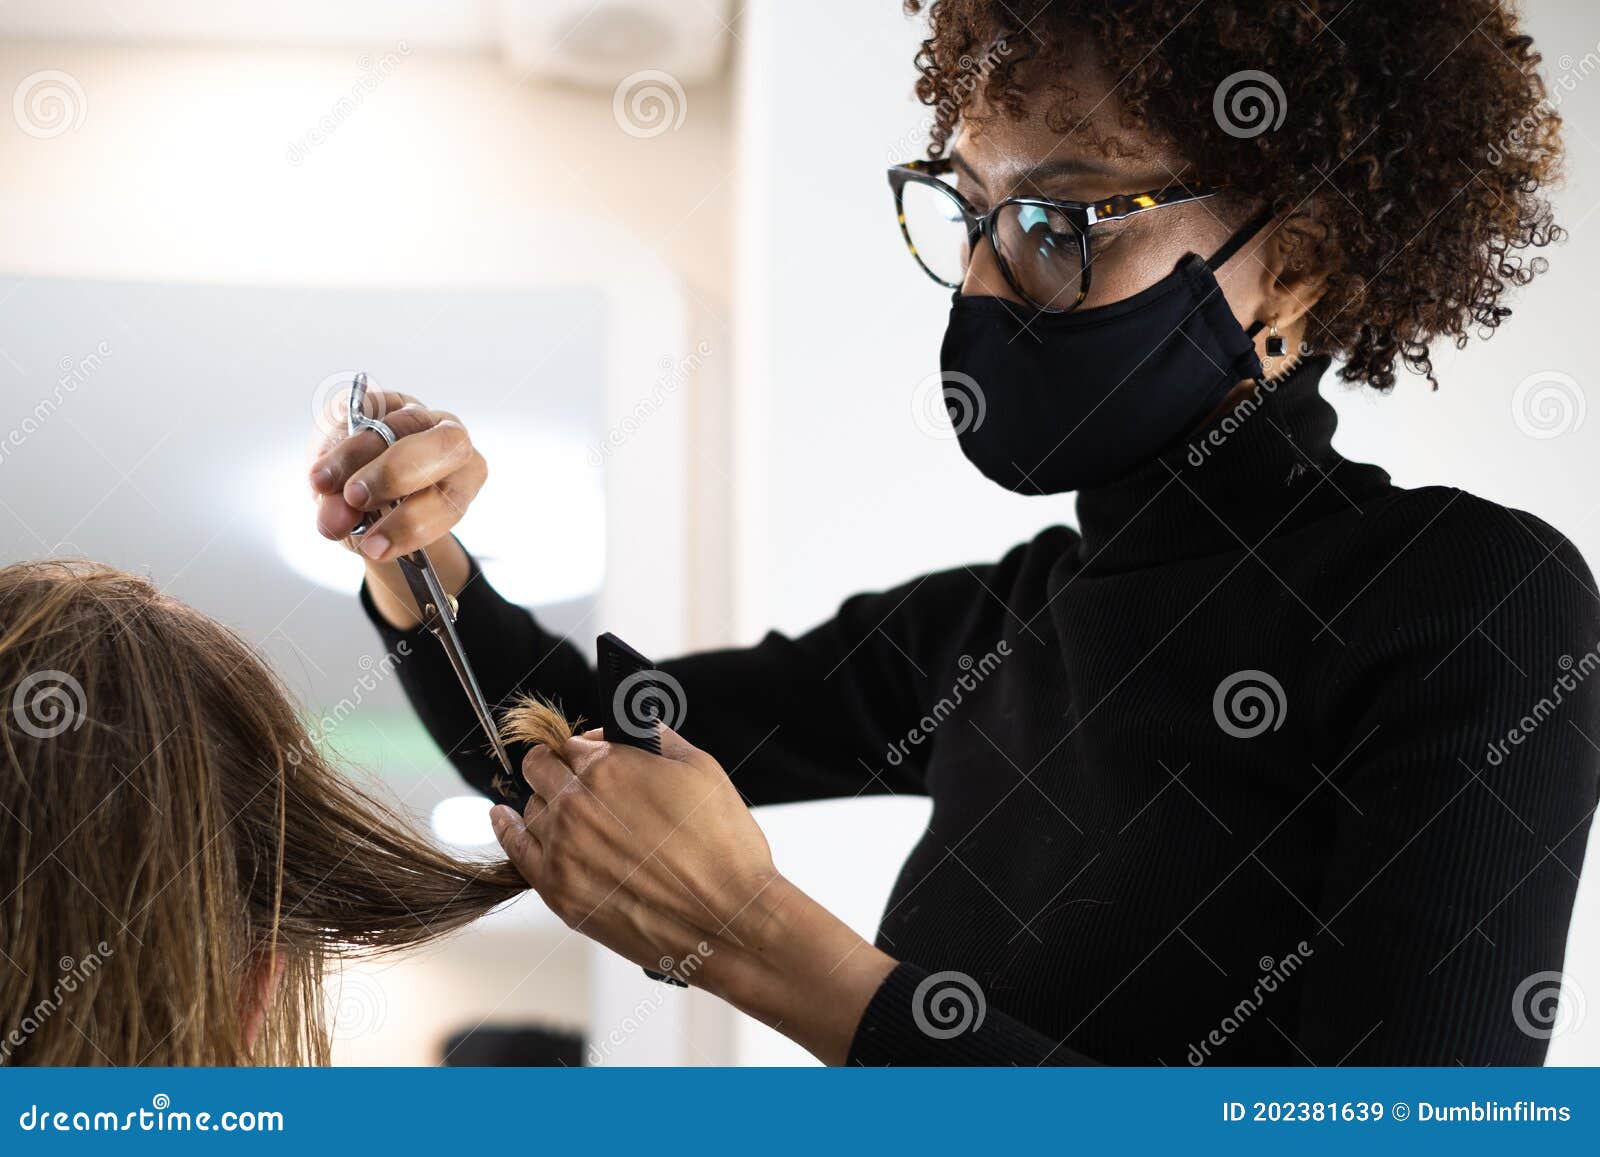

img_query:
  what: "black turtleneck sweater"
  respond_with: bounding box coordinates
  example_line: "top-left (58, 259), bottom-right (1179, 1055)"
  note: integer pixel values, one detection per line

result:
top-left (363, 356), bottom-right (1599, 1066)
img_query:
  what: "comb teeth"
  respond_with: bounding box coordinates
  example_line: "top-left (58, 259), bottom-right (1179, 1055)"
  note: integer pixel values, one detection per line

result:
top-left (597, 632), bottom-right (663, 755)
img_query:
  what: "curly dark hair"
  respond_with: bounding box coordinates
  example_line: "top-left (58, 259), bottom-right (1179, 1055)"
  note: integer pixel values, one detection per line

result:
top-left (905, 0), bottom-right (1564, 390)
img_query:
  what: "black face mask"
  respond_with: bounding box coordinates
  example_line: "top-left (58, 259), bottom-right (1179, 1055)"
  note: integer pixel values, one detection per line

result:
top-left (938, 213), bottom-right (1269, 494)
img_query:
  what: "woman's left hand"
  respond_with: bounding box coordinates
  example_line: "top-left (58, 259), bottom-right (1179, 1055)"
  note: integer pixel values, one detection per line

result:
top-left (490, 726), bottom-right (781, 982)
top-left (489, 727), bottom-right (899, 1063)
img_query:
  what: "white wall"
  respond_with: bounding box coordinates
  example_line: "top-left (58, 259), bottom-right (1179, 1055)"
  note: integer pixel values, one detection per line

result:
top-left (0, 35), bottom-right (734, 1066)
top-left (0, 40), bottom-right (732, 296)
top-left (731, 0), bottom-right (1600, 1064)
top-left (733, 3), bottom-right (1052, 644)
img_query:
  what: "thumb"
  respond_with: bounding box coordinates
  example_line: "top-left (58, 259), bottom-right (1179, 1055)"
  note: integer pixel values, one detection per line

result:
top-left (490, 804), bottom-right (543, 885)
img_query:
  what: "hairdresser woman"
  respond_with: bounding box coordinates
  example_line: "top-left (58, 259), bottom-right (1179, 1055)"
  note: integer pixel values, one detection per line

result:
top-left (310, 2), bottom-right (1599, 1065)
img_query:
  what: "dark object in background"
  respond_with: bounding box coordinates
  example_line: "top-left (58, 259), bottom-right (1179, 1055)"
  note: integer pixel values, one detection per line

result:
top-left (441, 1025), bottom-right (585, 1067)
top-left (596, 632), bottom-right (687, 987)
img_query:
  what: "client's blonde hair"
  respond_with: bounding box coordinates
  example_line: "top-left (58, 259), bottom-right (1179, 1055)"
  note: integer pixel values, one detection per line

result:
top-left (0, 560), bottom-right (525, 1065)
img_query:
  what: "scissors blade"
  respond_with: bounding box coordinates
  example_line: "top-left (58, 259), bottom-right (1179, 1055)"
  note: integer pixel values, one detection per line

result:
top-left (344, 372), bottom-right (514, 785)
top-left (396, 552), bottom-right (517, 783)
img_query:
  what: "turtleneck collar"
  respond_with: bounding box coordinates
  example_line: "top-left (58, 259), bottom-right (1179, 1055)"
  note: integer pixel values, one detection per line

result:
top-left (1072, 355), bottom-right (1392, 572)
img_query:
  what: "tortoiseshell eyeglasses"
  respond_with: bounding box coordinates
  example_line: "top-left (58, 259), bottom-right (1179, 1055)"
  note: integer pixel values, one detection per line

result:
top-left (888, 158), bottom-right (1222, 314)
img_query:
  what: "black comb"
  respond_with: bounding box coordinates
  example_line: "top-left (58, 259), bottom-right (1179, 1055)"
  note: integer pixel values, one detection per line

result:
top-left (596, 632), bottom-right (686, 986)
top-left (598, 632), bottom-right (664, 754)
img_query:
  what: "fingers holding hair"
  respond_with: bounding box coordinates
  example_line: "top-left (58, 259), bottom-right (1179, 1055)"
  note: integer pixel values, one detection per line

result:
top-left (522, 743), bottom-right (579, 810)
top-left (490, 805), bottom-right (543, 884)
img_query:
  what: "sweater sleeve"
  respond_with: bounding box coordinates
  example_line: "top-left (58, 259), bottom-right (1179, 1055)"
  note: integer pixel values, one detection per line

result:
top-left (360, 546), bottom-right (980, 808)
top-left (1297, 492), bottom-right (1600, 1064)
top-left (847, 962), bottom-right (1097, 1066)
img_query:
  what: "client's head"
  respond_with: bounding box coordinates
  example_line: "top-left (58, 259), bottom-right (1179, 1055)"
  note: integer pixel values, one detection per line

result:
top-left (0, 559), bottom-right (524, 1065)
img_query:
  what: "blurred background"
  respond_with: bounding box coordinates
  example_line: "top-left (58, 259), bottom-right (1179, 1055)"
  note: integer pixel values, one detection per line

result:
top-left (0, 0), bottom-right (1597, 1065)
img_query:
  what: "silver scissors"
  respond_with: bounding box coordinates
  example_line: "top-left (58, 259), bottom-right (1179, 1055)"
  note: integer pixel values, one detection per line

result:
top-left (345, 372), bottom-right (517, 784)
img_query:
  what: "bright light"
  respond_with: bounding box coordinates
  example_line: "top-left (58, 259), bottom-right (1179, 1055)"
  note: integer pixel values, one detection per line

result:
top-left (275, 427), bottom-right (605, 607)
top-left (430, 794), bottom-right (498, 849)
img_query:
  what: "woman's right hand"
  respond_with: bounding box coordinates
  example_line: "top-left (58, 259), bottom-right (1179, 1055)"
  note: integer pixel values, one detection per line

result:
top-left (307, 389), bottom-right (487, 628)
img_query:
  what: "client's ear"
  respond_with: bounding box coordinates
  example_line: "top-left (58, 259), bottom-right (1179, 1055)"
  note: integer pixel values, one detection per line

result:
top-left (241, 951), bottom-right (286, 1053)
